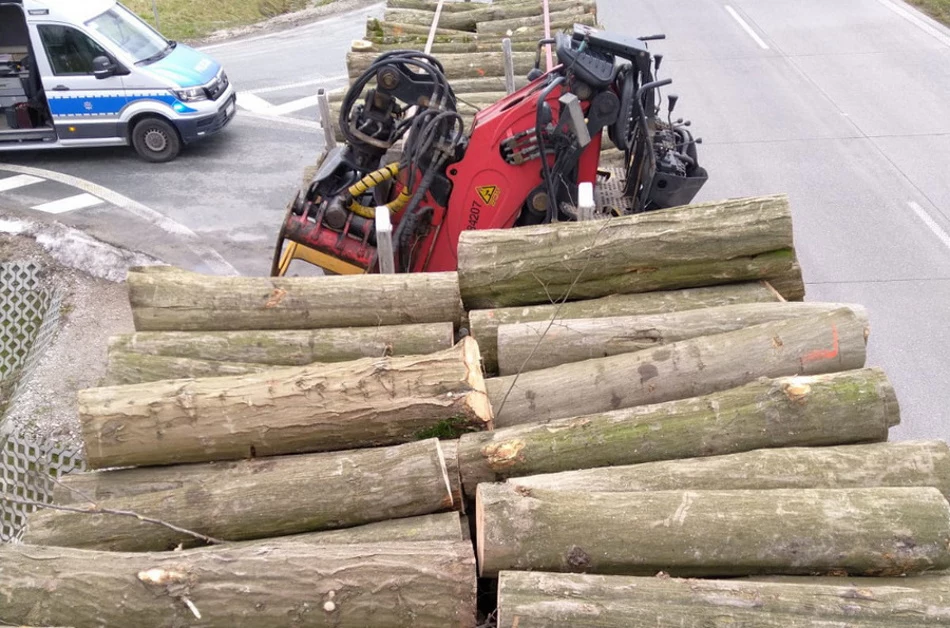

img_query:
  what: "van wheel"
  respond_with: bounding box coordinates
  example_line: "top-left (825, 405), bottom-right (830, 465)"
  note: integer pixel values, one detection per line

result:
top-left (131, 117), bottom-right (181, 163)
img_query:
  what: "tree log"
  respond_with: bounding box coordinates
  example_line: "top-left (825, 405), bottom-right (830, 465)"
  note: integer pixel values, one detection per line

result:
top-left (476, 10), bottom-right (597, 35)
top-left (510, 440), bottom-right (950, 499)
top-left (104, 353), bottom-right (270, 385)
top-left (109, 323), bottom-right (454, 366)
top-left (347, 51), bottom-right (536, 80)
top-left (476, 484), bottom-right (950, 577)
top-left (496, 571), bottom-right (950, 627)
top-left (80, 337), bottom-right (492, 468)
top-left (127, 266), bottom-right (463, 332)
top-left (469, 282), bottom-right (778, 374)
top-left (458, 368), bottom-right (897, 496)
top-left (384, 1), bottom-right (595, 31)
top-left (496, 301), bottom-right (858, 375)
top-left (486, 308), bottom-right (868, 427)
top-left (265, 512), bottom-right (464, 545)
top-left (353, 38), bottom-right (480, 53)
top-left (366, 18), bottom-right (476, 40)
top-left (25, 439), bottom-right (454, 551)
top-left (457, 195), bottom-right (798, 308)
top-left (386, 0), bottom-right (492, 12)
top-left (0, 540), bottom-right (476, 628)
top-left (362, 34), bottom-right (546, 52)
top-left (328, 75), bottom-right (527, 98)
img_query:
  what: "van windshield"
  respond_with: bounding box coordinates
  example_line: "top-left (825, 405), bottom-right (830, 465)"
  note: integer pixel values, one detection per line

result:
top-left (86, 4), bottom-right (171, 64)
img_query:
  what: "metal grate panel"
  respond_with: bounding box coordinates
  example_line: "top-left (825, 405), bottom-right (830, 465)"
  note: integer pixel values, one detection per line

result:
top-left (0, 429), bottom-right (86, 542)
top-left (0, 262), bottom-right (62, 414)
top-left (0, 262), bottom-right (77, 543)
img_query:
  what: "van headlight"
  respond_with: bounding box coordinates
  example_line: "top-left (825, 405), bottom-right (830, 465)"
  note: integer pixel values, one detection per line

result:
top-left (173, 86), bottom-right (207, 102)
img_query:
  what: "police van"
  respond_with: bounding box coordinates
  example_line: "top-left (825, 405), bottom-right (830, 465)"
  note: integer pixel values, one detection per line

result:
top-left (0, 0), bottom-right (235, 162)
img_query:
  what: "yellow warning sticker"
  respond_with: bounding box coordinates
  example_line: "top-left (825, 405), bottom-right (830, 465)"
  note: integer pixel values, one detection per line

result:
top-left (476, 185), bottom-right (500, 206)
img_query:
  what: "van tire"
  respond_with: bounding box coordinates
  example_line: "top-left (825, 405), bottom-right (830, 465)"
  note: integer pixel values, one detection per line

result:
top-left (131, 117), bottom-right (181, 163)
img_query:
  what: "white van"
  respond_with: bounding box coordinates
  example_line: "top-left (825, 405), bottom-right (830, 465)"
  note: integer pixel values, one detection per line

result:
top-left (0, 0), bottom-right (236, 162)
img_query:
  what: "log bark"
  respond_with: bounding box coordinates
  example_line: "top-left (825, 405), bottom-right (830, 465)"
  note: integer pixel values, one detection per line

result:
top-left (457, 194), bottom-right (799, 308)
top-left (362, 34), bottom-right (544, 52)
top-left (496, 571), bottom-right (950, 627)
top-left (384, 1), bottom-right (595, 31)
top-left (347, 51), bottom-right (536, 80)
top-left (104, 353), bottom-right (271, 385)
top-left (0, 540), bottom-right (477, 628)
top-left (510, 440), bottom-right (950, 499)
top-left (267, 512), bottom-right (464, 544)
top-left (476, 484), bottom-right (950, 577)
top-left (458, 368), bottom-right (898, 496)
top-left (353, 38), bottom-right (480, 53)
top-left (496, 301), bottom-right (858, 375)
top-left (328, 74), bottom-right (528, 98)
top-left (386, 0), bottom-right (493, 12)
top-left (476, 9), bottom-right (597, 35)
top-left (469, 282), bottom-right (779, 374)
top-left (486, 308), bottom-right (868, 427)
top-left (25, 439), bottom-right (454, 551)
top-left (366, 18), bottom-right (476, 40)
top-left (109, 323), bottom-right (454, 366)
top-left (80, 337), bottom-right (492, 468)
top-left (127, 266), bottom-right (463, 332)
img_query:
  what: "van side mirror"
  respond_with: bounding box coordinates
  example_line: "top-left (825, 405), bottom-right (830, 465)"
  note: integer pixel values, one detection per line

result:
top-left (92, 56), bottom-right (115, 79)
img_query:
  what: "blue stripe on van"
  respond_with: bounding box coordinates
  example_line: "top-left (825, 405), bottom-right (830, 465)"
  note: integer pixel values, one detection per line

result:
top-left (47, 94), bottom-right (197, 117)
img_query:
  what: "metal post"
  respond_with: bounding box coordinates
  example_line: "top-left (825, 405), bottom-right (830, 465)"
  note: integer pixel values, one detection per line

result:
top-left (502, 38), bottom-right (516, 95)
top-left (317, 88), bottom-right (336, 150)
top-left (151, 0), bottom-right (161, 31)
top-left (375, 207), bottom-right (396, 274)
top-left (542, 0), bottom-right (553, 71)
top-left (577, 181), bottom-right (595, 221)
top-left (425, 0), bottom-right (446, 55)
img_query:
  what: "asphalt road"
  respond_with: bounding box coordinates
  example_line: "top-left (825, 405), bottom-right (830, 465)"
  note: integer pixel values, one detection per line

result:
top-left (0, 4), bottom-right (382, 276)
top-left (595, 0), bottom-right (950, 441)
top-left (1, 0), bottom-right (948, 441)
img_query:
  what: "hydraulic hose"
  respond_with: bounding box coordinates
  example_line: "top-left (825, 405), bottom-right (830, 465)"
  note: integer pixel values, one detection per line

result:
top-left (347, 163), bottom-right (413, 218)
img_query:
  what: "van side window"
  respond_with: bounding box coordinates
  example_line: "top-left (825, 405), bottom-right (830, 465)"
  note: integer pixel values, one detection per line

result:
top-left (38, 25), bottom-right (108, 75)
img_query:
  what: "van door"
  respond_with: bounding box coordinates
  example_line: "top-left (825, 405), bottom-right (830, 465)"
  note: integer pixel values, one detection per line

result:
top-left (32, 22), bottom-right (128, 142)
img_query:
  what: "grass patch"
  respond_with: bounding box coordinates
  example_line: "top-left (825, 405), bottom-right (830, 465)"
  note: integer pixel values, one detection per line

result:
top-left (904, 0), bottom-right (950, 26)
top-left (125, 0), bottom-right (312, 42)
top-left (415, 416), bottom-right (482, 440)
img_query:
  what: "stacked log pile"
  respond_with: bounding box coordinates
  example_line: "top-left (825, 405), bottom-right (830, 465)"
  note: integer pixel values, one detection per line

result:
top-left (3, 194), bottom-right (950, 626)
top-left (324, 0), bottom-right (603, 142)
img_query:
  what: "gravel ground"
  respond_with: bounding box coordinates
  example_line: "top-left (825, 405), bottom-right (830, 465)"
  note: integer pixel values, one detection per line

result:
top-left (0, 225), bottom-right (141, 450)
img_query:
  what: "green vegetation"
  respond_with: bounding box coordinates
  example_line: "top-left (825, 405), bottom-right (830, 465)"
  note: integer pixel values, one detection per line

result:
top-left (414, 416), bottom-right (482, 440)
top-left (125, 0), bottom-right (312, 42)
top-left (906, 0), bottom-right (950, 26)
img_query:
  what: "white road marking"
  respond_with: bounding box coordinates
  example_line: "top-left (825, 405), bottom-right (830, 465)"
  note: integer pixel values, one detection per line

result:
top-left (908, 201), bottom-right (950, 251)
top-left (236, 92), bottom-right (277, 115)
top-left (724, 5), bottom-right (770, 50)
top-left (876, 0), bottom-right (950, 48)
top-left (270, 94), bottom-right (323, 116)
top-left (239, 110), bottom-right (323, 130)
top-left (0, 164), bottom-right (238, 275)
top-left (0, 174), bottom-right (44, 192)
top-left (248, 76), bottom-right (348, 95)
top-left (32, 193), bottom-right (104, 215)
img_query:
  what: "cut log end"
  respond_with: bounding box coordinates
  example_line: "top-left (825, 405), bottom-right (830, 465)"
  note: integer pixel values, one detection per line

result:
top-left (435, 439), bottom-right (456, 511)
top-left (461, 336), bottom-right (495, 431)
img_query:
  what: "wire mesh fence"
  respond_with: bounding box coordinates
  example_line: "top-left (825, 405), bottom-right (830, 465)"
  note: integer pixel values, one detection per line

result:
top-left (0, 261), bottom-right (79, 543)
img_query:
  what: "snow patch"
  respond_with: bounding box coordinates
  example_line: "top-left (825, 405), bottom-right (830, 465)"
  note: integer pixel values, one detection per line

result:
top-left (1, 215), bottom-right (164, 282)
